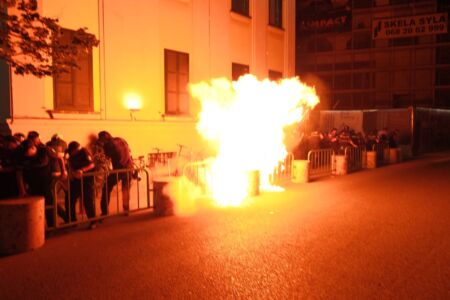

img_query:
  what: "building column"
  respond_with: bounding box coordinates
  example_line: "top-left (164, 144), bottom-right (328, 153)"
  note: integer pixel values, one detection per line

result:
top-left (251, 0), bottom-right (267, 79)
top-left (284, 0), bottom-right (295, 77)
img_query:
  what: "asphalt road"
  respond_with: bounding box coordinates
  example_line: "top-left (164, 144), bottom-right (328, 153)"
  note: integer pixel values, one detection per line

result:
top-left (1, 153), bottom-right (450, 299)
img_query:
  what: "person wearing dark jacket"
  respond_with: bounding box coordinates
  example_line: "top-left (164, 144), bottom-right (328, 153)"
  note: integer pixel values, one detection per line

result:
top-left (98, 131), bottom-right (134, 216)
top-left (16, 140), bottom-right (61, 227)
top-left (66, 141), bottom-right (96, 224)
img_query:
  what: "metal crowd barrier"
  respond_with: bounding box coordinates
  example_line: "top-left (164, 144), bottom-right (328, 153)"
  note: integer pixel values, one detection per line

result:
top-left (345, 146), bottom-right (366, 172)
top-left (181, 153), bottom-right (294, 197)
top-left (270, 153), bottom-right (294, 184)
top-left (182, 159), bottom-right (212, 197)
top-left (147, 151), bottom-right (177, 175)
top-left (49, 167), bottom-right (150, 231)
top-left (372, 143), bottom-right (389, 165)
top-left (307, 148), bottom-right (334, 179)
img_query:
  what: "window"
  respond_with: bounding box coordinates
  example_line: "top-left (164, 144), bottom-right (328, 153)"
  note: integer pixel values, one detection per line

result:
top-left (53, 29), bottom-right (93, 112)
top-left (435, 88), bottom-right (450, 108)
top-left (269, 0), bottom-right (282, 28)
top-left (392, 94), bottom-right (412, 108)
top-left (348, 31), bottom-right (372, 49)
top-left (232, 63), bottom-right (249, 81)
top-left (353, 73), bottom-right (371, 89)
top-left (389, 0), bottom-right (409, 5)
top-left (334, 74), bottom-right (352, 90)
top-left (268, 70), bottom-right (283, 81)
top-left (436, 46), bottom-right (450, 65)
top-left (389, 37), bottom-right (416, 47)
top-left (316, 37), bottom-right (333, 52)
top-left (231, 0), bottom-right (249, 16)
top-left (165, 49), bottom-right (189, 116)
top-left (436, 68), bottom-right (450, 86)
top-left (352, 0), bottom-right (372, 8)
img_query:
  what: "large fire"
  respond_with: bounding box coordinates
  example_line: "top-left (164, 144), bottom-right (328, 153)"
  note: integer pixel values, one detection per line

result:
top-left (185, 74), bottom-right (319, 207)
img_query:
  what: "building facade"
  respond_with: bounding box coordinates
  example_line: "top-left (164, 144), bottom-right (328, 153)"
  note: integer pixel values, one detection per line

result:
top-left (296, 0), bottom-right (450, 110)
top-left (0, 0), bottom-right (296, 156)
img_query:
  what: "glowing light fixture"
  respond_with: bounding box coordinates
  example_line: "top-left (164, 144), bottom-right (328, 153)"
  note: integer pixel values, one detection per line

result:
top-left (124, 93), bottom-right (142, 120)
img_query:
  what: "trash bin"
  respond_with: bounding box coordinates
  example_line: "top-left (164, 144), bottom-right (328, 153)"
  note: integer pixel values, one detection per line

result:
top-left (291, 160), bottom-right (309, 183)
top-left (389, 148), bottom-right (398, 164)
top-left (366, 151), bottom-right (377, 169)
top-left (334, 155), bottom-right (348, 175)
top-left (153, 177), bottom-right (174, 216)
top-left (246, 170), bottom-right (260, 196)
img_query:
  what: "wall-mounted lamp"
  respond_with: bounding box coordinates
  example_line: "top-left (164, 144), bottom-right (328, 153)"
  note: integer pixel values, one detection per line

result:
top-left (124, 93), bottom-right (142, 120)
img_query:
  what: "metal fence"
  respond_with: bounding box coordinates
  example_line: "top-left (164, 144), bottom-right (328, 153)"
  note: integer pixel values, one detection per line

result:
top-left (307, 148), bottom-right (334, 179)
top-left (181, 153), bottom-right (295, 197)
top-left (49, 167), bottom-right (150, 231)
top-left (182, 159), bottom-right (212, 196)
top-left (345, 146), bottom-right (366, 172)
top-left (372, 143), bottom-right (389, 165)
top-left (147, 151), bottom-right (177, 175)
top-left (270, 153), bottom-right (294, 184)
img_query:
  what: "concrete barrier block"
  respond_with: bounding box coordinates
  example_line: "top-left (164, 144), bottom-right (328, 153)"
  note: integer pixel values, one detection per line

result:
top-left (0, 197), bottom-right (45, 255)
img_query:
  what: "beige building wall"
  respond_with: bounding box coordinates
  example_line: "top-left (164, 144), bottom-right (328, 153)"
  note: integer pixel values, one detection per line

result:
top-left (7, 0), bottom-right (296, 157)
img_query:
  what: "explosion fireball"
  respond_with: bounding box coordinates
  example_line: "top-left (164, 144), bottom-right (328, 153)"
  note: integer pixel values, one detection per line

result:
top-left (186, 74), bottom-right (319, 208)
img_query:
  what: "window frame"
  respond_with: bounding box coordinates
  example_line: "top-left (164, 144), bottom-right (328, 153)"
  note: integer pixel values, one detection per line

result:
top-left (269, 0), bottom-right (283, 28)
top-left (53, 28), bottom-right (94, 113)
top-left (232, 63), bottom-right (250, 81)
top-left (164, 49), bottom-right (190, 116)
top-left (231, 0), bottom-right (250, 17)
top-left (268, 70), bottom-right (283, 81)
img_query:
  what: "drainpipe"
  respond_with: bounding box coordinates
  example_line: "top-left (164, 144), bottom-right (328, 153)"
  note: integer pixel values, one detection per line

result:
top-left (8, 65), bottom-right (13, 124)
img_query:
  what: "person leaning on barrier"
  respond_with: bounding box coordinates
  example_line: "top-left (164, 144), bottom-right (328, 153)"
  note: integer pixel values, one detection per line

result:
top-left (87, 133), bottom-right (111, 194)
top-left (388, 129), bottom-right (399, 148)
top-left (15, 139), bottom-right (65, 227)
top-left (328, 128), bottom-right (339, 154)
top-left (46, 134), bottom-right (70, 223)
top-left (308, 128), bottom-right (323, 151)
top-left (337, 128), bottom-right (357, 154)
top-left (366, 131), bottom-right (379, 151)
top-left (66, 141), bottom-right (96, 226)
top-left (98, 131), bottom-right (134, 216)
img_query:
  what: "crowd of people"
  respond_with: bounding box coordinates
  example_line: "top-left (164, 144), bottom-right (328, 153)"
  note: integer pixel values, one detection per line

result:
top-left (0, 131), bottom-right (135, 229)
top-left (294, 125), bottom-right (400, 159)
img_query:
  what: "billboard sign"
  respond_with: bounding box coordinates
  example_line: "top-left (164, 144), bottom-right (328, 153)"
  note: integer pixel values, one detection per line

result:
top-left (372, 12), bottom-right (448, 40)
top-left (298, 0), bottom-right (352, 35)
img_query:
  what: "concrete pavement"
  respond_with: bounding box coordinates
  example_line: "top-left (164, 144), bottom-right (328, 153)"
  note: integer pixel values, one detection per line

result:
top-left (0, 152), bottom-right (449, 299)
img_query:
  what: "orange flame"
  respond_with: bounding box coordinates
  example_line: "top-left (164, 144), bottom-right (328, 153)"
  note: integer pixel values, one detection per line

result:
top-left (186, 74), bottom-right (319, 207)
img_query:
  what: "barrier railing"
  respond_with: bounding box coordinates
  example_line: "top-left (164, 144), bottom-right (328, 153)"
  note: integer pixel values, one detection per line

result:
top-left (270, 153), bottom-right (294, 184)
top-left (345, 146), bottom-right (366, 172)
top-left (372, 142), bottom-right (389, 165)
top-left (182, 159), bottom-right (213, 197)
top-left (147, 151), bottom-right (177, 175)
top-left (49, 167), bottom-right (150, 231)
top-left (307, 148), bottom-right (334, 178)
top-left (181, 153), bottom-right (294, 196)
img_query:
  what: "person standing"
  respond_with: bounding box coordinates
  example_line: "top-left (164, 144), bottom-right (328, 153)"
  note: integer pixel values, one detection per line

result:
top-left (0, 135), bottom-right (20, 199)
top-left (66, 141), bottom-right (96, 226)
top-left (16, 140), bottom-right (61, 227)
top-left (98, 131), bottom-right (134, 216)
